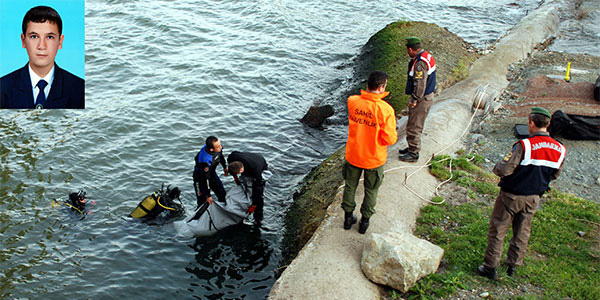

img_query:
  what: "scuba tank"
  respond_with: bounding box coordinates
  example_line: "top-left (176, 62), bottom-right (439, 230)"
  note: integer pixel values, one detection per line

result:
top-left (129, 192), bottom-right (161, 219)
top-left (129, 184), bottom-right (184, 221)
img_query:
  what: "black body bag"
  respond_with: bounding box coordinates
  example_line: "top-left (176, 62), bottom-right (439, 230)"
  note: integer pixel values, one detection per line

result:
top-left (548, 110), bottom-right (600, 140)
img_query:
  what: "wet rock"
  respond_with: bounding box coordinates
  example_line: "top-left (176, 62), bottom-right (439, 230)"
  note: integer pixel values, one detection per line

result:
top-left (361, 232), bottom-right (444, 292)
top-left (300, 105), bottom-right (334, 128)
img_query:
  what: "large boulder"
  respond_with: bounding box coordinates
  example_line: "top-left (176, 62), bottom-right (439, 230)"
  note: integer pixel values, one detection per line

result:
top-left (361, 232), bottom-right (444, 292)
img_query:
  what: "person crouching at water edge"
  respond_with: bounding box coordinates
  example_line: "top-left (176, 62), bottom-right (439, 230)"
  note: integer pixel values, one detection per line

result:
top-left (342, 70), bottom-right (397, 234)
top-left (477, 107), bottom-right (566, 280)
top-left (193, 136), bottom-right (228, 209)
top-left (227, 151), bottom-right (269, 224)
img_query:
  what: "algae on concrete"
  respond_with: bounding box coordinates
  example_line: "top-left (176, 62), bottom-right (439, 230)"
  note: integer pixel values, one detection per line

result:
top-left (280, 21), bottom-right (478, 270)
top-left (357, 21), bottom-right (478, 113)
top-left (280, 147), bottom-right (346, 268)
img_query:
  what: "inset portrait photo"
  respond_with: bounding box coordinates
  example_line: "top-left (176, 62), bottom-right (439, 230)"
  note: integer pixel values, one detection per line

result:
top-left (0, 0), bottom-right (85, 109)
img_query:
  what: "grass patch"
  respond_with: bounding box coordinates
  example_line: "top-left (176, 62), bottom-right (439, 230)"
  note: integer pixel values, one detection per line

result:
top-left (429, 153), bottom-right (500, 199)
top-left (400, 153), bottom-right (600, 299)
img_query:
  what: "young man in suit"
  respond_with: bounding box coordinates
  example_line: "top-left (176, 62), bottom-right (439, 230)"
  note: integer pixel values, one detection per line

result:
top-left (0, 6), bottom-right (84, 109)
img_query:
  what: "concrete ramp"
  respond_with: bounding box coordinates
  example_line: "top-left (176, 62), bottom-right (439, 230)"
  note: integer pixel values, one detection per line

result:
top-left (269, 2), bottom-right (561, 299)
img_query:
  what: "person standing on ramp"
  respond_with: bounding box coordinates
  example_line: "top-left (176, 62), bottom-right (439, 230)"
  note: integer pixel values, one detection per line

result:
top-left (342, 70), bottom-right (397, 234)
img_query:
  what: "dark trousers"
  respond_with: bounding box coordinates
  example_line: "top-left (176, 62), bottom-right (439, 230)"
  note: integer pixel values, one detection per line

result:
top-left (250, 178), bottom-right (265, 222)
top-left (193, 171), bottom-right (226, 208)
top-left (483, 190), bottom-right (539, 268)
top-left (341, 161), bottom-right (384, 219)
top-left (406, 96), bottom-right (433, 153)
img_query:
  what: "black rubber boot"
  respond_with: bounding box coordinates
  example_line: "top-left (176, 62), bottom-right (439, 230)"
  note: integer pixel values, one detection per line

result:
top-left (398, 151), bottom-right (419, 162)
top-left (507, 265), bottom-right (516, 277)
top-left (343, 212), bottom-right (357, 230)
top-left (477, 265), bottom-right (498, 280)
top-left (398, 147), bottom-right (409, 154)
top-left (358, 217), bottom-right (370, 234)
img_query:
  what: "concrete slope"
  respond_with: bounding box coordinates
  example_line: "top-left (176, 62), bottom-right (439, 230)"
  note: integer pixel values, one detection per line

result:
top-left (269, 2), bottom-right (560, 299)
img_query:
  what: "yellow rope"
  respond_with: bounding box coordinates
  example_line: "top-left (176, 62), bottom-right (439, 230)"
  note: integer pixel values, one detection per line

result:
top-left (63, 202), bottom-right (84, 215)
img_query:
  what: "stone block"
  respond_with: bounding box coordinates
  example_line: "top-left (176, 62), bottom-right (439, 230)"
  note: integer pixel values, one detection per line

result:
top-left (361, 232), bottom-right (444, 292)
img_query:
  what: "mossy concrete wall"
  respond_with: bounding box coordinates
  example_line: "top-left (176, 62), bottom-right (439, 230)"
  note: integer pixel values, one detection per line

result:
top-left (355, 21), bottom-right (478, 113)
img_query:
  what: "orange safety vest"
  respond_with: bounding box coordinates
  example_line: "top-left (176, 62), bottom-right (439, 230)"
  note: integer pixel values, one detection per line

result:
top-left (345, 90), bottom-right (397, 169)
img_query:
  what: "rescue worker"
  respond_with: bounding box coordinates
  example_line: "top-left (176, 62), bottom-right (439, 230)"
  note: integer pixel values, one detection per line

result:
top-left (227, 151), bottom-right (268, 223)
top-left (51, 190), bottom-right (94, 218)
top-left (477, 107), bottom-right (566, 280)
top-left (68, 190), bottom-right (87, 213)
top-left (399, 36), bottom-right (436, 162)
top-left (129, 185), bottom-right (183, 223)
top-left (342, 70), bottom-right (397, 234)
top-left (193, 136), bottom-right (228, 208)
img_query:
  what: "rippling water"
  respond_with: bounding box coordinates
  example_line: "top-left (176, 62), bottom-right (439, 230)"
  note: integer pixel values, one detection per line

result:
top-left (550, 0), bottom-right (600, 56)
top-left (1, 0), bottom-right (548, 299)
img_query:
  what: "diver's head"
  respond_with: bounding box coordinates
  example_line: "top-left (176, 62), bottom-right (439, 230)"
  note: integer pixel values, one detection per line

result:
top-left (168, 187), bottom-right (181, 200)
top-left (205, 136), bottom-right (222, 153)
top-left (69, 190), bottom-right (86, 209)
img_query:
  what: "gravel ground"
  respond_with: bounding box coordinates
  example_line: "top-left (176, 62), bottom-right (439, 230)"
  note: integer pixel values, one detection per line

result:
top-left (413, 50), bottom-right (600, 300)
top-left (470, 50), bottom-right (600, 203)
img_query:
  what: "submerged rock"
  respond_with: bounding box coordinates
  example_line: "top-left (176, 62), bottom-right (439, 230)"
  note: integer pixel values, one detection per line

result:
top-left (361, 232), bottom-right (444, 292)
top-left (300, 105), bottom-right (334, 128)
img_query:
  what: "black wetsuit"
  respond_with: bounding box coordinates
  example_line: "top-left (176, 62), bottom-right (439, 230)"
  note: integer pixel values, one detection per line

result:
top-left (227, 151), bottom-right (268, 222)
top-left (193, 145), bottom-right (227, 208)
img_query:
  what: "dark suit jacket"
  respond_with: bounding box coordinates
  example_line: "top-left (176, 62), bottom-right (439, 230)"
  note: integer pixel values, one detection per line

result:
top-left (0, 63), bottom-right (85, 109)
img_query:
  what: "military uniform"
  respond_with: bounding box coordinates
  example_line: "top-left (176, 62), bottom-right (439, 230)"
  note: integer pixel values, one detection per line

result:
top-left (483, 130), bottom-right (565, 271)
top-left (401, 37), bottom-right (436, 160)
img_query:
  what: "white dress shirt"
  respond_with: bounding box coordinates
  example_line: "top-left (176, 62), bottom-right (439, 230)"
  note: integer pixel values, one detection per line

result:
top-left (28, 64), bottom-right (55, 106)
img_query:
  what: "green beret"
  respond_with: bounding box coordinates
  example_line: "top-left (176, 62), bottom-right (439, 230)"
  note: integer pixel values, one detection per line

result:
top-left (406, 36), bottom-right (421, 46)
top-left (531, 107), bottom-right (551, 118)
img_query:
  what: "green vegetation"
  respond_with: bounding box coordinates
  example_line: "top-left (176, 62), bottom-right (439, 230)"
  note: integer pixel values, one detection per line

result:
top-left (395, 154), bottom-right (600, 299)
top-left (359, 21), bottom-right (478, 113)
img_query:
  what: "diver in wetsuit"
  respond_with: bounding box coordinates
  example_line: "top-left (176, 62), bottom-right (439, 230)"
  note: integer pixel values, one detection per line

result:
top-left (52, 190), bottom-right (92, 218)
top-left (193, 136), bottom-right (228, 208)
top-left (227, 151), bottom-right (268, 223)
